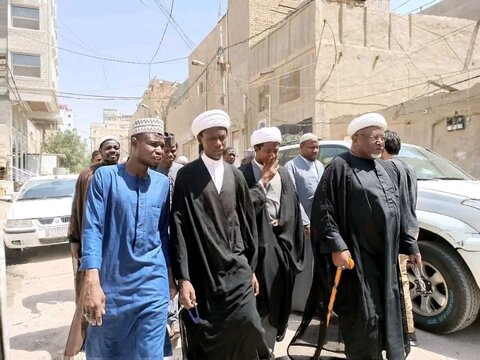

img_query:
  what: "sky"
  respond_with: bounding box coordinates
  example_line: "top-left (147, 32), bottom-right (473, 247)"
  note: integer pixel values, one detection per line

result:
top-left (57, 0), bottom-right (441, 140)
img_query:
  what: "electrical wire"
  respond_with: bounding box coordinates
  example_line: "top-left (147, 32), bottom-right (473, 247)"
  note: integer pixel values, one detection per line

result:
top-left (149, 0), bottom-right (175, 63)
top-left (149, 0), bottom-right (196, 51)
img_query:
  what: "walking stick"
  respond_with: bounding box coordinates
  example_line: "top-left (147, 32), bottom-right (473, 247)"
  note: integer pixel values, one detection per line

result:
top-left (326, 257), bottom-right (355, 326)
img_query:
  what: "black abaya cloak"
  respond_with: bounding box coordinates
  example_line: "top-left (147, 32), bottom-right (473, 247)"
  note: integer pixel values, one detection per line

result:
top-left (170, 159), bottom-right (268, 360)
top-left (239, 163), bottom-right (305, 338)
top-left (290, 152), bottom-right (418, 360)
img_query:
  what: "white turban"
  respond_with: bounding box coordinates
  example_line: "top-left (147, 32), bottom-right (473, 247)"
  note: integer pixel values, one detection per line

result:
top-left (251, 127), bottom-right (282, 147)
top-left (130, 117), bottom-right (164, 136)
top-left (99, 135), bottom-right (120, 148)
top-left (191, 109), bottom-right (230, 137)
top-left (299, 133), bottom-right (319, 144)
top-left (347, 113), bottom-right (387, 137)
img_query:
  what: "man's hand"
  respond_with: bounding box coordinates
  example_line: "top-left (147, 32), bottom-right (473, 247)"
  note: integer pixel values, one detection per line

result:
top-left (168, 268), bottom-right (178, 300)
top-left (332, 250), bottom-right (353, 269)
top-left (304, 225), bottom-right (311, 239)
top-left (409, 252), bottom-right (422, 266)
top-left (178, 280), bottom-right (196, 309)
top-left (70, 242), bottom-right (81, 260)
top-left (261, 156), bottom-right (279, 187)
top-left (252, 273), bottom-right (260, 296)
top-left (82, 269), bottom-right (106, 326)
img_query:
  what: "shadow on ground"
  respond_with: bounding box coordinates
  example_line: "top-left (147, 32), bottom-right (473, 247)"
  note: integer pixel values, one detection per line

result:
top-left (22, 289), bottom-right (75, 315)
top-left (10, 325), bottom-right (70, 359)
top-left (5, 243), bottom-right (70, 265)
top-left (413, 317), bottom-right (480, 359)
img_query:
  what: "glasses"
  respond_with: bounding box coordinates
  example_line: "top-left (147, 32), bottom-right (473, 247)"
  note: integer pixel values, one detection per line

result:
top-left (358, 133), bottom-right (385, 143)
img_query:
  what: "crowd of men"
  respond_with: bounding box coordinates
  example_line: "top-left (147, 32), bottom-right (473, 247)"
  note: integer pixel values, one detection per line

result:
top-left (63, 109), bottom-right (421, 360)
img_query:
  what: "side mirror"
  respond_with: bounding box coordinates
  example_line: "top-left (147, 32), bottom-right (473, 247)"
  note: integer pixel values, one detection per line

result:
top-left (0, 195), bottom-right (13, 202)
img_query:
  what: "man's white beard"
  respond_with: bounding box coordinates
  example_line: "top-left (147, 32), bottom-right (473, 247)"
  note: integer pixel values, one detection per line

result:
top-left (371, 153), bottom-right (382, 159)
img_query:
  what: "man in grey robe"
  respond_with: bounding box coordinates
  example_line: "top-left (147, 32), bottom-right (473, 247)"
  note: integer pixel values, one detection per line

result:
top-left (284, 133), bottom-right (324, 311)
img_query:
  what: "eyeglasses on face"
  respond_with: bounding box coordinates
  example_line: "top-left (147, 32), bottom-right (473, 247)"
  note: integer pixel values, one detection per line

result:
top-left (357, 133), bottom-right (385, 143)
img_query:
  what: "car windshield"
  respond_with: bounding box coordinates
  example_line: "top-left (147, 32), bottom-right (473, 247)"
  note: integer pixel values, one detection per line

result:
top-left (16, 178), bottom-right (77, 201)
top-left (398, 145), bottom-right (472, 181)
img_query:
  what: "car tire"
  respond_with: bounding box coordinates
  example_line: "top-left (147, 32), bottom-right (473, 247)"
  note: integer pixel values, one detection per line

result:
top-left (410, 241), bottom-right (480, 334)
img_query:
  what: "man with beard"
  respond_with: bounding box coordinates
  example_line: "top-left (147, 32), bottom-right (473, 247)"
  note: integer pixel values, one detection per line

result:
top-left (284, 133), bottom-right (324, 312)
top-left (239, 127), bottom-right (304, 357)
top-left (222, 146), bottom-right (237, 165)
top-left (78, 118), bottom-right (176, 359)
top-left (306, 113), bottom-right (421, 360)
top-left (64, 135), bottom-right (120, 358)
top-left (170, 109), bottom-right (268, 360)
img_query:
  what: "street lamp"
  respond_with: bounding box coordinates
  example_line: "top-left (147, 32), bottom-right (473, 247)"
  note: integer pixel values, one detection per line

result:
top-left (192, 59), bottom-right (208, 111)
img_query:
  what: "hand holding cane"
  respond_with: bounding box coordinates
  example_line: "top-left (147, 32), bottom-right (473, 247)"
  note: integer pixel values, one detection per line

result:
top-left (327, 257), bottom-right (355, 326)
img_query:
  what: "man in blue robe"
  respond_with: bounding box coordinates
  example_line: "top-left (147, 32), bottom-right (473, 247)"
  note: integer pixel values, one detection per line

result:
top-left (80, 117), bottom-right (175, 359)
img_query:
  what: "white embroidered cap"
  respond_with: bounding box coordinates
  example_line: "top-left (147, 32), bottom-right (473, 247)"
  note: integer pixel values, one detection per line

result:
top-left (299, 133), bottom-right (319, 144)
top-left (130, 118), bottom-right (165, 136)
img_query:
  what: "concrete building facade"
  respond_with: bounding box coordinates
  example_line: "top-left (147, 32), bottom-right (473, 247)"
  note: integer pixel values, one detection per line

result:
top-left (90, 109), bottom-right (131, 162)
top-left (0, 0), bottom-right (59, 192)
top-left (328, 82), bottom-right (480, 178)
top-left (249, 0), bottom-right (480, 141)
top-left (132, 78), bottom-right (178, 126)
top-left (165, 0), bottom-right (480, 172)
top-left (420, 0), bottom-right (480, 21)
top-left (58, 104), bottom-right (75, 132)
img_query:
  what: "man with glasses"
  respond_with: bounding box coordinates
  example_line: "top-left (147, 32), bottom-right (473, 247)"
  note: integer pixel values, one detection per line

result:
top-left (304, 113), bottom-right (421, 360)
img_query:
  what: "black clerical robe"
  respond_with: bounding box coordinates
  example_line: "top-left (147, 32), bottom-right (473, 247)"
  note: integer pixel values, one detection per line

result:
top-left (170, 159), bottom-right (268, 360)
top-left (238, 163), bottom-right (305, 338)
top-left (291, 152), bottom-right (419, 360)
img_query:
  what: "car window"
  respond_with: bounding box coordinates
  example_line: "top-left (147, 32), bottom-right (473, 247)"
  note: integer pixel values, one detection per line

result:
top-left (16, 179), bottom-right (77, 201)
top-left (399, 145), bottom-right (471, 180)
top-left (278, 147), bottom-right (299, 165)
top-left (318, 145), bottom-right (349, 166)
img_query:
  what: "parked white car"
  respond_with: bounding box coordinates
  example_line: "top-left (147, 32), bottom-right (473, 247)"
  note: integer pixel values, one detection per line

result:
top-left (2, 175), bottom-right (77, 249)
top-left (278, 141), bottom-right (480, 334)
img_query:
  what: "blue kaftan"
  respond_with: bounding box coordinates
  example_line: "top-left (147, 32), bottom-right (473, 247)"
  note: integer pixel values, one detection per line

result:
top-left (79, 164), bottom-right (170, 359)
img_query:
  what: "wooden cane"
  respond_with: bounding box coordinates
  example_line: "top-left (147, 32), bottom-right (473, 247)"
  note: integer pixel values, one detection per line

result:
top-left (326, 257), bottom-right (355, 326)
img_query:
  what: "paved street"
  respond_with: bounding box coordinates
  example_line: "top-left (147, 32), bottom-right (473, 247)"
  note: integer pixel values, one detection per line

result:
top-left (2, 240), bottom-right (479, 360)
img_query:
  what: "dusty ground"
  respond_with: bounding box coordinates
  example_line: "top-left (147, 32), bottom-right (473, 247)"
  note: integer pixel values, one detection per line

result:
top-left (1, 200), bottom-right (479, 360)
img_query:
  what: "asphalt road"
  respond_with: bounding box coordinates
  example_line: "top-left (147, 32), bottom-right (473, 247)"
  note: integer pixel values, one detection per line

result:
top-left (4, 244), bottom-right (480, 359)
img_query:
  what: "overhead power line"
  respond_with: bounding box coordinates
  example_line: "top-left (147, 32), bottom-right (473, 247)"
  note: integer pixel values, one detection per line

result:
top-left (149, 0), bottom-right (175, 63)
top-left (148, 0), bottom-right (196, 51)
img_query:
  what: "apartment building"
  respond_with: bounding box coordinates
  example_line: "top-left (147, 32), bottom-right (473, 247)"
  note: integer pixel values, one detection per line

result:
top-left (59, 104), bottom-right (75, 132)
top-left (0, 0), bottom-right (59, 192)
top-left (166, 0), bottom-right (480, 170)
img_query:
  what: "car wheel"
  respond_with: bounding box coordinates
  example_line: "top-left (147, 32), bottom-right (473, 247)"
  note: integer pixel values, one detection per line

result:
top-left (408, 241), bottom-right (480, 334)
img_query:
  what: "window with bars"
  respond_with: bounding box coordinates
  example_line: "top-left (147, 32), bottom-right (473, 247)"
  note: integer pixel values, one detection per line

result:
top-left (11, 53), bottom-right (41, 77)
top-left (11, 6), bottom-right (40, 30)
